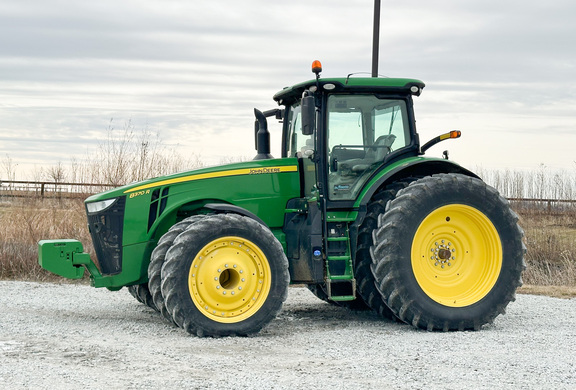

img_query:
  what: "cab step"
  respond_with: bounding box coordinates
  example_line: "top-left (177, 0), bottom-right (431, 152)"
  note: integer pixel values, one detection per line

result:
top-left (325, 218), bottom-right (357, 302)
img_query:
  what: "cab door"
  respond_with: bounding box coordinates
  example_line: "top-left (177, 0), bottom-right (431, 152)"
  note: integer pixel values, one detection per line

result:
top-left (282, 101), bottom-right (324, 283)
top-left (324, 94), bottom-right (412, 203)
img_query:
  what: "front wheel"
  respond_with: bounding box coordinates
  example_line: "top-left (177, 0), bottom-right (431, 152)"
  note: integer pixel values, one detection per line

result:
top-left (371, 174), bottom-right (525, 331)
top-left (161, 214), bottom-right (290, 337)
top-left (148, 215), bottom-right (206, 324)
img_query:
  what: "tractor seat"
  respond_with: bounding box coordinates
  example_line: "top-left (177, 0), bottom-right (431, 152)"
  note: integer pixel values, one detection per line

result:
top-left (338, 134), bottom-right (396, 173)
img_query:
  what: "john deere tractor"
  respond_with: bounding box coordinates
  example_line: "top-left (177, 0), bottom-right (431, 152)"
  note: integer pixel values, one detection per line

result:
top-left (39, 61), bottom-right (525, 336)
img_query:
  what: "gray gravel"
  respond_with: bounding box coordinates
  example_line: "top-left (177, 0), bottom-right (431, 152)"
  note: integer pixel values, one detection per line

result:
top-left (0, 281), bottom-right (575, 389)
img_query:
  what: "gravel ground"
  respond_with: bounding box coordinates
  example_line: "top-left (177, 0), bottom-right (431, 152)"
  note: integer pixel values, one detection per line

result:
top-left (0, 281), bottom-right (575, 390)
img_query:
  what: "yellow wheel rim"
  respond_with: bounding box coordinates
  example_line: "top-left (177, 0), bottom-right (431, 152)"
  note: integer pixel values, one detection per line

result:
top-left (411, 204), bottom-right (502, 307)
top-left (188, 236), bottom-right (271, 323)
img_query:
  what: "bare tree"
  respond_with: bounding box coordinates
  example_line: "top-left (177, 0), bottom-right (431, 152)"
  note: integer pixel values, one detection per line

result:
top-left (1, 154), bottom-right (17, 182)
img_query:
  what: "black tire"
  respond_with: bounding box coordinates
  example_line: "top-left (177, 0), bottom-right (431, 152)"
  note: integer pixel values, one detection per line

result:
top-left (127, 284), bottom-right (158, 311)
top-left (161, 214), bottom-right (290, 337)
top-left (371, 173), bottom-right (526, 331)
top-left (306, 283), bottom-right (370, 311)
top-left (355, 179), bottom-right (416, 319)
top-left (306, 283), bottom-right (332, 303)
top-left (148, 215), bottom-right (206, 324)
top-left (127, 285), bottom-right (143, 303)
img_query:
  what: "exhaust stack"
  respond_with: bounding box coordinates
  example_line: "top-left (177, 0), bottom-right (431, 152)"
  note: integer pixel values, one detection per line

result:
top-left (253, 108), bottom-right (273, 160)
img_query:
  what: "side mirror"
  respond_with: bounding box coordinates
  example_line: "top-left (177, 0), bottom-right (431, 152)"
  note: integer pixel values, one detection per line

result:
top-left (301, 95), bottom-right (315, 136)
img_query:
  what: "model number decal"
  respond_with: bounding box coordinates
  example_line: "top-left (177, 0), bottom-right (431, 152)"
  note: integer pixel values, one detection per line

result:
top-left (129, 189), bottom-right (151, 199)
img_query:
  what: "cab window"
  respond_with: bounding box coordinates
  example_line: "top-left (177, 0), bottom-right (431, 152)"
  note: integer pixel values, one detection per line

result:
top-left (327, 95), bottom-right (410, 200)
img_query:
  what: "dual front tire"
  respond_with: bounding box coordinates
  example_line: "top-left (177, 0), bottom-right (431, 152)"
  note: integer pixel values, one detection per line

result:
top-left (149, 214), bottom-right (289, 337)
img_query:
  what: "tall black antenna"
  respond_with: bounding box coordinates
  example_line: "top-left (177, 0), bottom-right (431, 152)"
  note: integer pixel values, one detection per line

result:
top-left (371, 0), bottom-right (381, 77)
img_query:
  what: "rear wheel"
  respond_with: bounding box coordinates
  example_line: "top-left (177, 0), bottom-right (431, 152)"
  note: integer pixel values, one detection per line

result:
top-left (161, 214), bottom-right (289, 337)
top-left (371, 174), bottom-right (525, 331)
top-left (355, 179), bottom-right (416, 319)
top-left (127, 284), bottom-right (158, 311)
top-left (306, 283), bottom-right (370, 311)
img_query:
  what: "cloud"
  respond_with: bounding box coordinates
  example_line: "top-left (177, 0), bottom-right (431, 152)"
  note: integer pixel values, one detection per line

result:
top-left (0, 0), bottom-right (575, 177)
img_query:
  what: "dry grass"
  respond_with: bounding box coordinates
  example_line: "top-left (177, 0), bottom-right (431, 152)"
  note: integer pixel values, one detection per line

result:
top-left (1, 181), bottom-right (576, 297)
top-left (0, 198), bottom-right (93, 281)
top-left (1, 120), bottom-right (205, 281)
top-left (518, 211), bottom-right (576, 288)
top-left (518, 285), bottom-right (576, 299)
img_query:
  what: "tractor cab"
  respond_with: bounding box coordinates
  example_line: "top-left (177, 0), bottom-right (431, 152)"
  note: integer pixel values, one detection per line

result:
top-left (286, 91), bottom-right (417, 201)
top-left (271, 62), bottom-right (470, 302)
top-left (275, 62), bottom-right (424, 205)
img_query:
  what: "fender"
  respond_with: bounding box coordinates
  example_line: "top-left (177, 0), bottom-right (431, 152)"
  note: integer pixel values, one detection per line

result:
top-left (204, 203), bottom-right (268, 227)
top-left (346, 158), bottom-right (479, 259)
top-left (356, 158), bottom-right (479, 208)
top-left (355, 157), bottom-right (479, 210)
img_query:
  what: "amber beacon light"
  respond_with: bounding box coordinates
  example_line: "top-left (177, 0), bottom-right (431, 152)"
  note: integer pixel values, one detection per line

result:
top-left (311, 60), bottom-right (322, 75)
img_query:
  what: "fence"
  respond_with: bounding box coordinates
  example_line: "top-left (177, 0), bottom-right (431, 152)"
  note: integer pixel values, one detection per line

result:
top-left (0, 180), bottom-right (116, 199)
top-left (507, 197), bottom-right (576, 216)
top-left (1, 180), bottom-right (576, 214)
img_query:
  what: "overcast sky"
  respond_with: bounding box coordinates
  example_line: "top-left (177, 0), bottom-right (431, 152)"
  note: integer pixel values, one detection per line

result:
top-left (1, 0), bottom-right (575, 179)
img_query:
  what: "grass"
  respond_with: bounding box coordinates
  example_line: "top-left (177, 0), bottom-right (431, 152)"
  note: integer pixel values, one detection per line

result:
top-left (1, 195), bottom-right (575, 298)
top-left (0, 119), bottom-right (200, 281)
top-left (2, 118), bottom-right (575, 296)
top-left (518, 285), bottom-right (576, 299)
top-left (517, 211), bottom-right (576, 290)
top-left (0, 198), bottom-right (94, 282)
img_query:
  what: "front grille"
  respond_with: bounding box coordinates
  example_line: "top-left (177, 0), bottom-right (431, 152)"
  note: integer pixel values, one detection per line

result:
top-left (86, 196), bottom-right (126, 275)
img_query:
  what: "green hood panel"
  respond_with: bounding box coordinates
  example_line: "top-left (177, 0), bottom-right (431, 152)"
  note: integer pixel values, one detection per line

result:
top-left (86, 158), bottom-right (301, 246)
top-left (86, 159), bottom-right (298, 202)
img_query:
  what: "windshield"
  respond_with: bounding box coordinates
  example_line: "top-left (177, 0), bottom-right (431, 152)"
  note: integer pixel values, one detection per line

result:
top-left (327, 95), bottom-right (411, 200)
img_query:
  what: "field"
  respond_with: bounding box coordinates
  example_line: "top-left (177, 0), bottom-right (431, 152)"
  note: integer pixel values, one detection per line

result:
top-left (0, 198), bottom-right (92, 281)
top-left (1, 192), bottom-right (575, 293)
top-left (517, 211), bottom-right (576, 296)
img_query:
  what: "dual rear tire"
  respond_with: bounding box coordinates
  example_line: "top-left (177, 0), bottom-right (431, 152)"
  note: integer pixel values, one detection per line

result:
top-left (369, 173), bottom-right (525, 330)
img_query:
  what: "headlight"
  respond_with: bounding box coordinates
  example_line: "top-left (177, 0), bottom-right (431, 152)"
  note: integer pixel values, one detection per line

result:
top-left (86, 198), bottom-right (117, 214)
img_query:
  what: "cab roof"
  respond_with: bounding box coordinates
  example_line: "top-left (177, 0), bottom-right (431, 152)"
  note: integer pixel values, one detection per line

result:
top-left (273, 77), bottom-right (425, 106)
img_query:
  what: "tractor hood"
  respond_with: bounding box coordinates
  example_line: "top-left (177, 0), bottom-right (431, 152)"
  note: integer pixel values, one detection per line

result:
top-left (84, 157), bottom-right (301, 253)
top-left (85, 158), bottom-right (299, 203)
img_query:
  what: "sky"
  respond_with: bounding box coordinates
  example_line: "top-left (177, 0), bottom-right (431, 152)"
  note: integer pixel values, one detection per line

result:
top-left (0, 0), bottom-right (575, 179)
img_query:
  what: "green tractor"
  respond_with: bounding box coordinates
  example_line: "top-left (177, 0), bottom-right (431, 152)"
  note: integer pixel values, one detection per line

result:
top-left (38, 61), bottom-right (525, 336)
